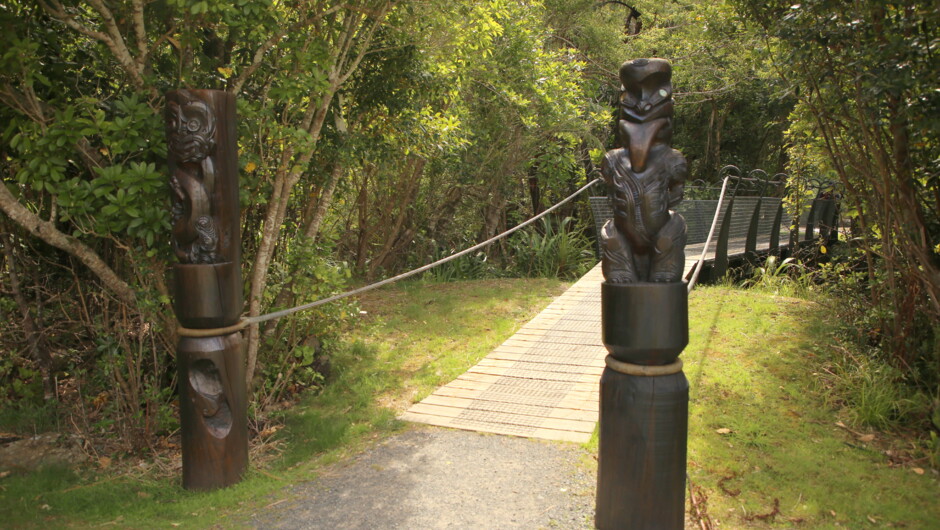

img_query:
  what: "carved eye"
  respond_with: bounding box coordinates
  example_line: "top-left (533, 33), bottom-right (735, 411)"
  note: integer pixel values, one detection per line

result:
top-left (186, 119), bottom-right (201, 132)
top-left (620, 90), bottom-right (639, 108)
top-left (166, 104), bottom-right (180, 129)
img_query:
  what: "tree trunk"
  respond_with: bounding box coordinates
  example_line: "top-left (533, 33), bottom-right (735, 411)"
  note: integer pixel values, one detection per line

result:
top-left (712, 104), bottom-right (729, 177)
top-left (480, 183), bottom-right (506, 243)
top-left (704, 99), bottom-right (716, 177)
top-left (354, 166), bottom-right (373, 272)
top-left (304, 161), bottom-right (345, 241)
top-left (369, 158), bottom-right (426, 277)
top-left (427, 185), bottom-right (464, 240)
top-left (244, 1), bottom-right (395, 387)
top-left (527, 160), bottom-right (542, 216)
top-left (245, 84), bottom-right (338, 387)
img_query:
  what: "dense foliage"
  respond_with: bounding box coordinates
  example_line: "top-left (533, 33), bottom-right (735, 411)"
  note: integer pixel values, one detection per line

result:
top-left (2, 0), bottom-right (937, 452)
top-left (0, 0), bottom-right (619, 448)
top-left (734, 0), bottom-right (940, 405)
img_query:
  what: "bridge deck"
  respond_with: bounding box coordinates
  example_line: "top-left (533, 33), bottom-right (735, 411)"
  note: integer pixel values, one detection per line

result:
top-left (400, 264), bottom-right (605, 442)
top-left (400, 239), bottom-right (781, 442)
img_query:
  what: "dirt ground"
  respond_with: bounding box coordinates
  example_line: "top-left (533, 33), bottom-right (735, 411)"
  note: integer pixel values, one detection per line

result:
top-left (249, 426), bottom-right (597, 529)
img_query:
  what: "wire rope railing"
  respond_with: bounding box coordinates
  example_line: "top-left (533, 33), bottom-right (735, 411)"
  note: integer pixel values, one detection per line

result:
top-left (178, 177), bottom-right (604, 336)
top-left (685, 175), bottom-right (731, 293)
top-left (183, 164), bottom-right (810, 337)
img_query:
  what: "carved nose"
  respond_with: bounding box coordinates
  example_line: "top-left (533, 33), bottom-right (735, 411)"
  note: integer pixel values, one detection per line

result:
top-left (620, 118), bottom-right (667, 172)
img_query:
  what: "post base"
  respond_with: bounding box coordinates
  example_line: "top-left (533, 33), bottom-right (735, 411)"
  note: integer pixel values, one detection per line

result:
top-left (178, 332), bottom-right (248, 491)
top-left (596, 365), bottom-right (688, 530)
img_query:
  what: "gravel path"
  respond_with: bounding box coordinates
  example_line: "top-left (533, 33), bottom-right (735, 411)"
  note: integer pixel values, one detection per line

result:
top-left (251, 426), bottom-right (596, 529)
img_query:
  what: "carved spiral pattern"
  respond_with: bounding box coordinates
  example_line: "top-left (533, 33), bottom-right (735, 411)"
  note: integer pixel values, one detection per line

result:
top-left (166, 90), bottom-right (220, 264)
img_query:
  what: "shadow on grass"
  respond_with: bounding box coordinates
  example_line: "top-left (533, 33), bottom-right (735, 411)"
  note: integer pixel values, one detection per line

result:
top-left (686, 288), bottom-right (726, 400)
top-left (685, 288), bottom-right (939, 528)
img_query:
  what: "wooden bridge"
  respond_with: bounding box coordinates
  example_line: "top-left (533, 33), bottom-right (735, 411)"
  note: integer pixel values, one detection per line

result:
top-left (401, 193), bottom-right (841, 442)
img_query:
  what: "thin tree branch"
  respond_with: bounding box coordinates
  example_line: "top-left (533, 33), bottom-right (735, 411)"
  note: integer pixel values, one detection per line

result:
top-left (37, 0), bottom-right (110, 43)
top-left (0, 183), bottom-right (137, 306)
top-left (131, 0), bottom-right (148, 72)
top-left (39, 0), bottom-right (154, 96)
top-left (86, 0), bottom-right (148, 90)
top-left (231, 4), bottom-right (345, 95)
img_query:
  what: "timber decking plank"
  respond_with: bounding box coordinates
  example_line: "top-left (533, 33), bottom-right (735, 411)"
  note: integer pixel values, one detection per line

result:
top-left (399, 411), bottom-right (591, 443)
top-left (405, 403), bottom-right (596, 433)
top-left (401, 264), bottom-right (608, 442)
top-left (432, 385), bottom-right (599, 407)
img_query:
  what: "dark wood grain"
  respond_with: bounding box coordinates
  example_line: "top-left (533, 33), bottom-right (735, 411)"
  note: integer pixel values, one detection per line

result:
top-left (166, 89), bottom-right (247, 490)
top-left (178, 333), bottom-right (248, 490)
top-left (596, 368), bottom-right (688, 529)
top-left (596, 58), bottom-right (689, 528)
top-left (599, 58), bottom-right (687, 284)
top-left (601, 281), bottom-right (687, 365)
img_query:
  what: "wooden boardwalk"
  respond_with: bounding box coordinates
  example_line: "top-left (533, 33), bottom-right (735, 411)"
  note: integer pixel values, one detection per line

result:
top-left (399, 248), bottom-right (714, 442)
top-left (400, 264), bottom-right (607, 443)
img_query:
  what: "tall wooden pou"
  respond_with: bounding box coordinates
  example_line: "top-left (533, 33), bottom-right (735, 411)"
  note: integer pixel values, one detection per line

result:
top-left (595, 59), bottom-right (689, 529)
top-left (166, 90), bottom-right (248, 490)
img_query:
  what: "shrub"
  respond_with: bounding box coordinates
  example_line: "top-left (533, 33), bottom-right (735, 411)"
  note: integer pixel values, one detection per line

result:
top-left (507, 216), bottom-right (594, 279)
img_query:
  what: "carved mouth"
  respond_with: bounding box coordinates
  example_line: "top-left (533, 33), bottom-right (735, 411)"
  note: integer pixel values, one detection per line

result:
top-left (170, 137), bottom-right (212, 163)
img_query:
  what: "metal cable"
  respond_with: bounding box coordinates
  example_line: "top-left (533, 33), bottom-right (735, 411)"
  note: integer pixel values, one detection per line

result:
top-left (686, 176), bottom-right (731, 293)
top-left (244, 178), bottom-right (604, 326)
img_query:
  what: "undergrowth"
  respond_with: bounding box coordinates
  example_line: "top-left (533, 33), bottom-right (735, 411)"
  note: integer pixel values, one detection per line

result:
top-left (741, 247), bottom-right (940, 469)
top-left (423, 216), bottom-right (594, 282)
top-left (0, 277), bottom-right (568, 528)
top-left (669, 285), bottom-right (936, 527)
top-left (3, 268), bottom-right (938, 528)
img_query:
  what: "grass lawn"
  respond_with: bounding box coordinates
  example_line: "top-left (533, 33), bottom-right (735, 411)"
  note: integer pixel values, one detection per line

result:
top-left (679, 285), bottom-right (939, 528)
top-left (1, 276), bottom-right (937, 528)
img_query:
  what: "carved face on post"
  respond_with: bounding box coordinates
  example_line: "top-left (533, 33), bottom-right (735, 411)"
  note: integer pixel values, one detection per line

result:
top-left (165, 90), bottom-right (247, 491)
top-left (166, 92), bottom-right (216, 164)
top-left (617, 58), bottom-right (674, 172)
top-left (166, 90), bottom-right (221, 265)
top-left (600, 58), bottom-right (687, 283)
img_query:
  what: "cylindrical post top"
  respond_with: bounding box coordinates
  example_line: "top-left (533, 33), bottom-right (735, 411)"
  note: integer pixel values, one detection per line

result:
top-left (165, 89), bottom-right (243, 327)
top-left (601, 281), bottom-right (689, 365)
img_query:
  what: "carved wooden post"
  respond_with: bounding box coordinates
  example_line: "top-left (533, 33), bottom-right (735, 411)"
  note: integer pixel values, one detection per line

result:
top-left (596, 59), bottom-right (689, 529)
top-left (166, 89), bottom-right (248, 490)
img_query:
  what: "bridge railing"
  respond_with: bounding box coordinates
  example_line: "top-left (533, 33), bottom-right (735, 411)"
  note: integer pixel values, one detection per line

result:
top-left (587, 168), bottom-right (841, 283)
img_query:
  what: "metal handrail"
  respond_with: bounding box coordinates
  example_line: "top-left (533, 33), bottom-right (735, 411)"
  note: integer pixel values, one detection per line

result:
top-left (686, 176), bottom-right (731, 292)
